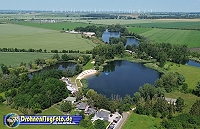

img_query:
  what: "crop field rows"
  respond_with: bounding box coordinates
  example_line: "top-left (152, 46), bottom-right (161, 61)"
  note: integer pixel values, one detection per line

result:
top-left (125, 21), bottom-right (200, 30)
top-left (129, 27), bottom-right (200, 48)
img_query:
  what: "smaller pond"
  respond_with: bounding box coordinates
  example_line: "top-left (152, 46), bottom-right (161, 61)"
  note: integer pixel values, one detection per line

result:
top-left (101, 30), bottom-right (139, 46)
top-left (187, 60), bottom-right (200, 68)
top-left (102, 30), bottom-right (120, 43)
top-left (126, 37), bottom-right (139, 46)
top-left (28, 62), bottom-right (76, 79)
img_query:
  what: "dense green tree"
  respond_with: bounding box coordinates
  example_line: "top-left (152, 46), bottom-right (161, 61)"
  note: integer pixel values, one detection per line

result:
top-left (189, 100), bottom-right (200, 117)
top-left (1, 64), bottom-right (10, 74)
top-left (64, 68), bottom-right (74, 77)
top-left (61, 54), bottom-right (69, 61)
top-left (52, 53), bottom-right (60, 60)
top-left (94, 119), bottom-right (106, 129)
top-left (74, 64), bottom-right (83, 75)
top-left (176, 97), bottom-right (184, 112)
top-left (139, 83), bottom-right (157, 100)
top-left (157, 51), bottom-right (167, 67)
top-left (79, 110), bottom-right (85, 119)
top-left (20, 73), bottom-right (30, 83)
top-left (152, 108), bottom-right (158, 117)
top-left (182, 83), bottom-right (188, 92)
top-left (60, 101), bottom-right (72, 112)
top-left (154, 98), bottom-right (169, 114)
top-left (133, 92), bottom-right (142, 105)
top-left (0, 96), bottom-right (4, 103)
top-left (194, 81), bottom-right (200, 97)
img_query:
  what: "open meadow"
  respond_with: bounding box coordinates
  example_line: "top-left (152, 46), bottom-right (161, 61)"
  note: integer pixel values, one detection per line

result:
top-left (165, 91), bottom-right (200, 113)
top-left (122, 112), bottom-right (161, 129)
top-left (0, 24), bottom-right (96, 52)
top-left (166, 62), bottom-right (200, 89)
top-left (0, 52), bottom-right (56, 68)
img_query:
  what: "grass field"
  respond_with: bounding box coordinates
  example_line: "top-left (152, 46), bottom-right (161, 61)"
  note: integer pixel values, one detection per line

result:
top-left (126, 21), bottom-right (200, 30)
top-left (0, 24), bottom-right (96, 52)
top-left (122, 112), bottom-right (161, 129)
top-left (0, 52), bottom-right (56, 67)
top-left (165, 62), bottom-right (200, 89)
top-left (15, 21), bottom-right (92, 31)
top-left (128, 27), bottom-right (200, 48)
top-left (80, 19), bottom-right (200, 29)
top-left (165, 91), bottom-right (200, 113)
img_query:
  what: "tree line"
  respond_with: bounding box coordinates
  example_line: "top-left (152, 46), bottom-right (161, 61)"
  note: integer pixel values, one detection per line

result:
top-left (0, 47), bottom-right (82, 53)
top-left (126, 42), bottom-right (189, 67)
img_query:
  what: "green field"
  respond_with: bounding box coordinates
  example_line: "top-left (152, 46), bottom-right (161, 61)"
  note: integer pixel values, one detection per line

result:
top-left (80, 19), bottom-right (200, 29)
top-left (165, 91), bottom-right (200, 113)
top-left (126, 21), bottom-right (200, 30)
top-left (0, 24), bottom-right (96, 52)
top-left (0, 52), bottom-right (56, 68)
top-left (166, 62), bottom-right (200, 89)
top-left (15, 21), bottom-right (92, 31)
top-left (122, 112), bottom-right (161, 129)
top-left (128, 27), bottom-right (200, 48)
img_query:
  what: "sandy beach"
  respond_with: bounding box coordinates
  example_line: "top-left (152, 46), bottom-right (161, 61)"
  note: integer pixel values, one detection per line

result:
top-left (76, 69), bottom-right (98, 80)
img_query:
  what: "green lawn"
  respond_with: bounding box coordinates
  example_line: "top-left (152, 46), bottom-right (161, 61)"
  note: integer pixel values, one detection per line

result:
top-left (82, 59), bottom-right (94, 70)
top-left (166, 62), bottom-right (200, 89)
top-left (0, 24), bottom-right (96, 52)
top-left (165, 91), bottom-right (200, 113)
top-left (128, 27), bottom-right (200, 48)
top-left (122, 112), bottom-right (161, 129)
top-left (39, 106), bottom-right (64, 115)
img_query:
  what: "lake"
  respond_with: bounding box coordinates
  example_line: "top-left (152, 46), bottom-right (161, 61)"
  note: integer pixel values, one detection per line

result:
top-left (187, 60), bottom-right (200, 68)
top-left (86, 60), bottom-right (161, 98)
top-left (28, 62), bottom-right (76, 79)
top-left (102, 30), bottom-right (139, 46)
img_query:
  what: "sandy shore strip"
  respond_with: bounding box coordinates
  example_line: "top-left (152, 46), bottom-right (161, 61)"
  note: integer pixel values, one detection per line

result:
top-left (76, 69), bottom-right (98, 80)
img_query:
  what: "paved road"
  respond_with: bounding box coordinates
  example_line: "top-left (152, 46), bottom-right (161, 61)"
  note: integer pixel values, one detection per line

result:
top-left (114, 112), bottom-right (129, 129)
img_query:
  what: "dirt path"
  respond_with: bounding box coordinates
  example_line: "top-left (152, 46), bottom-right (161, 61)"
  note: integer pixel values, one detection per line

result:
top-left (114, 112), bottom-right (130, 129)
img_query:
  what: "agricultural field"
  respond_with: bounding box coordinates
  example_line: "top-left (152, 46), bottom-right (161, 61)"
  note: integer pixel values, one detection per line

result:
top-left (79, 19), bottom-right (155, 25)
top-left (128, 27), bottom-right (200, 48)
top-left (80, 19), bottom-right (200, 29)
top-left (122, 112), bottom-right (161, 129)
top-left (15, 21), bottom-right (92, 31)
top-left (0, 24), bottom-right (96, 52)
top-left (126, 21), bottom-right (200, 30)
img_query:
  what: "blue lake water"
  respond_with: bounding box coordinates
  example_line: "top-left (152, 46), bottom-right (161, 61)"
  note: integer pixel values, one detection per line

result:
top-left (87, 60), bottom-right (161, 98)
top-left (187, 60), bottom-right (200, 68)
top-left (126, 37), bottom-right (139, 46)
top-left (101, 30), bottom-right (139, 46)
top-left (28, 62), bottom-right (76, 79)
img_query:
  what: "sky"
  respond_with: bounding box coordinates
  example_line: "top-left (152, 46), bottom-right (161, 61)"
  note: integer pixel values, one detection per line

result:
top-left (0, 0), bottom-right (200, 12)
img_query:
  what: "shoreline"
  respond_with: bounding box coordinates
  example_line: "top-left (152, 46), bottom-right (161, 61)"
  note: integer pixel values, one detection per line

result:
top-left (76, 69), bottom-right (98, 80)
